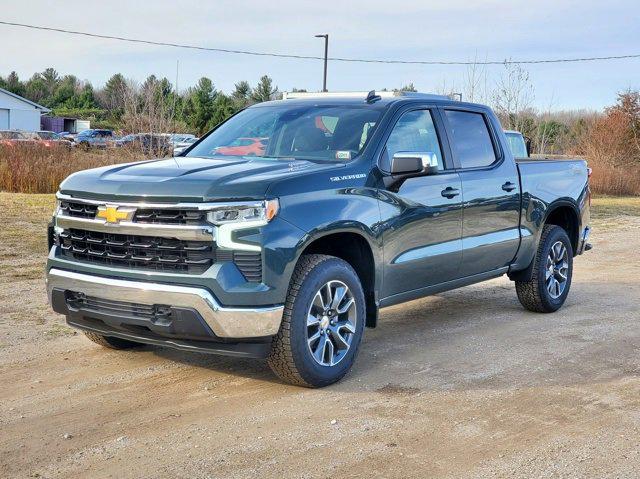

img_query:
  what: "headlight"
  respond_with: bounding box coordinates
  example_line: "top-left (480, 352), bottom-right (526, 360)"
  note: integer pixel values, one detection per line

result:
top-left (206, 199), bottom-right (279, 226)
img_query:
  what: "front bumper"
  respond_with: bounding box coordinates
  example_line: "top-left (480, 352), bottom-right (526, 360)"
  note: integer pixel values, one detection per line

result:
top-left (46, 268), bottom-right (284, 339)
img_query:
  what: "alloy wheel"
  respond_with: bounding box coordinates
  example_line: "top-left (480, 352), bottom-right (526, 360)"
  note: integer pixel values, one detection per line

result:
top-left (306, 280), bottom-right (357, 367)
top-left (546, 240), bottom-right (569, 299)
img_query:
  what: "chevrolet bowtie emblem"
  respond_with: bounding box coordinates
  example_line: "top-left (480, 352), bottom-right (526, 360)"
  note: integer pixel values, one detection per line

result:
top-left (96, 205), bottom-right (136, 224)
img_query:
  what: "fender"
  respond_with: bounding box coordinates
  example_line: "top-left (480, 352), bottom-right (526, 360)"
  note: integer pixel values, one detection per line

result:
top-left (508, 197), bottom-right (581, 282)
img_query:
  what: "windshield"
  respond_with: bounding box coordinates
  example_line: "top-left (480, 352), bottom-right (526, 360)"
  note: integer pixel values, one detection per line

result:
top-left (36, 131), bottom-right (57, 140)
top-left (505, 132), bottom-right (528, 158)
top-left (186, 104), bottom-right (383, 161)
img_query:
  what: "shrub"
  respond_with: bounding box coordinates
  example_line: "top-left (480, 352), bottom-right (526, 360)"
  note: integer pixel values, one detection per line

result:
top-left (0, 144), bottom-right (143, 193)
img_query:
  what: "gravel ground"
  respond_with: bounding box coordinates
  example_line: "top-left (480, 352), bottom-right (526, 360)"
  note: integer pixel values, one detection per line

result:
top-left (1, 194), bottom-right (639, 479)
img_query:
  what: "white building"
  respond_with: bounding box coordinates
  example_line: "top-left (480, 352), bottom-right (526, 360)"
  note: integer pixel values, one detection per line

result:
top-left (0, 87), bottom-right (50, 131)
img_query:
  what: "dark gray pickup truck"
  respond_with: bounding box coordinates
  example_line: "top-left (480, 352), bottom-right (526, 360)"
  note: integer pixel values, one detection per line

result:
top-left (46, 91), bottom-right (591, 387)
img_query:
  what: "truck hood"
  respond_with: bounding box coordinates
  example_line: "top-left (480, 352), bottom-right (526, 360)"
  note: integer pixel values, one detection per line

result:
top-left (59, 156), bottom-right (344, 202)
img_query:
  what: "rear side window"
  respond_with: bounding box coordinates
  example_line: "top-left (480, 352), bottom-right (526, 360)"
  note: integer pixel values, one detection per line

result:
top-left (445, 110), bottom-right (497, 168)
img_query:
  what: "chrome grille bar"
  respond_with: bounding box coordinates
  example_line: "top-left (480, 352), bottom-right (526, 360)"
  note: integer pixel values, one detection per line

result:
top-left (55, 215), bottom-right (214, 241)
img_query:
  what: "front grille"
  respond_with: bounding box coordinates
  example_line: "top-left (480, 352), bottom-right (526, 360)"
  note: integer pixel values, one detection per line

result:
top-left (66, 292), bottom-right (172, 321)
top-left (59, 229), bottom-right (215, 274)
top-left (59, 200), bottom-right (97, 219)
top-left (134, 208), bottom-right (207, 225)
top-left (56, 199), bottom-right (263, 281)
top-left (60, 200), bottom-right (207, 225)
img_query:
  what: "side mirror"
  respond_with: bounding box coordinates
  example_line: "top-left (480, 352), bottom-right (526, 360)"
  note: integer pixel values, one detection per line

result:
top-left (390, 151), bottom-right (440, 176)
top-left (524, 136), bottom-right (532, 157)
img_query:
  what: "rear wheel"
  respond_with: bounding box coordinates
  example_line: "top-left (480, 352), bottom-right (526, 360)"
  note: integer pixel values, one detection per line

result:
top-left (267, 254), bottom-right (365, 387)
top-left (515, 225), bottom-right (574, 313)
top-left (83, 331), bottom-right (142, 350)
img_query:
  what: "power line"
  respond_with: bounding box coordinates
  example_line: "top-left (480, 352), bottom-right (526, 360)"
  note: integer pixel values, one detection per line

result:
top-left (2, 20), bottom-right (640, 66)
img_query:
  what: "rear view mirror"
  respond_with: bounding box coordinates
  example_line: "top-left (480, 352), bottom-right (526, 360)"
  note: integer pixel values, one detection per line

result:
top-left (390, 152), bottom-right (440, 176)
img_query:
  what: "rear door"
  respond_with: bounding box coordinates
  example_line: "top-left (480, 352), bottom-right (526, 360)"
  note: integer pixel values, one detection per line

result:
top-left (441, 107), bottom-right (521, 277)
top-left (379, 106), bottom-right (463, 298)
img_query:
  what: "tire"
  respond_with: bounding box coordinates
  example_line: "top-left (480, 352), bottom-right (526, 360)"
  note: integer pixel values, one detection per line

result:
top-left (515, 225), bottom-right (574, 313)
top-left (83, 331), bottom-right (142, 350)
top-left (267, 254), bottom-right (366, 388)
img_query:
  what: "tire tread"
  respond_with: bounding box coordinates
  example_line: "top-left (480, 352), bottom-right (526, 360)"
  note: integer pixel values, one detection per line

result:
top-left (515, 225), bottom-right (569, 313)
top-left (267, 254), bottom-right (339, 387)
top-left (83, 331), bottom-right (141, 349)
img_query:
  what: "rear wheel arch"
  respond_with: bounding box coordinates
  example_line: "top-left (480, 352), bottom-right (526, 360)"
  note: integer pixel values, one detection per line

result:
top-left (544, 202), bottom-right (580, 254)
top-left (509, 200), bottom-right (580, 282)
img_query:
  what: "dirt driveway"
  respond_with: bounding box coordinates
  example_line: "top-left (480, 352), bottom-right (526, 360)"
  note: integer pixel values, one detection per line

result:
top-left (1, 194), bottom-right (639, 479)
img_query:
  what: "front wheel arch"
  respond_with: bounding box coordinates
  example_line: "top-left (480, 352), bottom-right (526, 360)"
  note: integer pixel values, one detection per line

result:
top-left (296, 230), bottom-right (378, 327)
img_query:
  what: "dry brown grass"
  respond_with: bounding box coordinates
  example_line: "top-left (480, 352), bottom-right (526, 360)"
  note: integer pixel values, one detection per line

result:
top-left (0, 144), bottom-right (146, 193)
top-left (589, 164), bottom-right (640, 196)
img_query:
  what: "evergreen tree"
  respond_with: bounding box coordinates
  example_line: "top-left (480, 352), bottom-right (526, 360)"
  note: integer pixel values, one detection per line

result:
top-left (51, 75), bottom-right (80, 108)
top-left (251, 75), bottom-right (278, 103)
top-left (4, 71), bottom-right (25, 97)
top-left (209, 93), bottom-right (236, 128)
top-left (41, 68), bottom-right (60, 97)
top-left (185, 77), bottom-right (217, 134)
top-left (102, 73), bottom-right (128, 111)
top-left (232, 80), bottom-right (252, 109)
top-left (25, 73), bottom-right (48, 104)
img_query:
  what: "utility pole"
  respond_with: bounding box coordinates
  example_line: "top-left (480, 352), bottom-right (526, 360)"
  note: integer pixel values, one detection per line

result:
top-left (315, 34), bottom-right (328, 92)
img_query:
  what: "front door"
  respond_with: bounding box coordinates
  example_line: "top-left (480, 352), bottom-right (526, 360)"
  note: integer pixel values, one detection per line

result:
top-left (442, 108), bottom-right (521, 277)
top-left (378, 107), bottom-right (463, 299)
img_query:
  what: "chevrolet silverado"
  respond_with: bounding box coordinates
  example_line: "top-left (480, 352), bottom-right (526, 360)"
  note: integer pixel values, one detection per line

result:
top-left (46, 91), bottom-right (591, 387)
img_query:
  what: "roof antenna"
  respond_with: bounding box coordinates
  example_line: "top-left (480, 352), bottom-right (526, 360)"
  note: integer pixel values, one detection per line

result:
top-left (365, 90), bottom-right (382, 104)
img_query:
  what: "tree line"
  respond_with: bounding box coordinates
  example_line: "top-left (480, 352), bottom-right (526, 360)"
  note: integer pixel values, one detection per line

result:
top-left (0, 69), bottom-right (280, 134)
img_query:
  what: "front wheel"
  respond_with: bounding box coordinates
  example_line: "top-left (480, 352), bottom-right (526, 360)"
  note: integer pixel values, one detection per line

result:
top-left (267, 254), bottom-right (366, 387)
top-left (515, 225), bottom-right (574, 313)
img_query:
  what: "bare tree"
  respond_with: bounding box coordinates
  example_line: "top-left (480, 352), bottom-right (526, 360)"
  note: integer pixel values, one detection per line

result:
top-left (463, 53), bottom-right (489, 103)
top-left (492, 61), bottom-right (534, 133)
top-left (120, 79), bottom-right (179, 157)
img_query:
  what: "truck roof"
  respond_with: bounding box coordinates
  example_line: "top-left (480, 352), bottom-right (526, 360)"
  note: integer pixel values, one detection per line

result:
top-left (256, 90), bottom-right (485, 109)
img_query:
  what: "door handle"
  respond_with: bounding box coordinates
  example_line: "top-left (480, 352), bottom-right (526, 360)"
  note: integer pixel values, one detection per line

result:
top-left (502, 181), bottom-right (517, 192)
top-left (441, 186), bottom-right (460, 199)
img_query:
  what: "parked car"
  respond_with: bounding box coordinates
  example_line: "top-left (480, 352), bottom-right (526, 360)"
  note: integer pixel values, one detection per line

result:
top-left (173, 137), bottom-right (198, 156)
top-left (32, 130), bottom-right (73, 147)
top-left (46, 91), bottom-right (591, 387)
top-left (74, 129), bottom-right (115, 149)
top-left (169, 133), bottom-right (196, 146)
top-left (214, 137), bottom-right (268, 156)
top-left (115, 133), bottom-right (173, 156)
top-left (0, 130), bottom-right (29, 146)
top-left (57, 131), bottom-right (76, 141)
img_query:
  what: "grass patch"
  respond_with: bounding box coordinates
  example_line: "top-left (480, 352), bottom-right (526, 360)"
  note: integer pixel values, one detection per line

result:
top-left (591, 196), bottom-right (640, 219)
top-left (0, 193), bottom-right (55, 281)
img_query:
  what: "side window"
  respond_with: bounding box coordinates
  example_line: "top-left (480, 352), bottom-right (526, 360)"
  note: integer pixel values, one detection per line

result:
top-left (444, 110), bottom-right (497, 168)
top-left (382, 109), bottom-right (444, 172)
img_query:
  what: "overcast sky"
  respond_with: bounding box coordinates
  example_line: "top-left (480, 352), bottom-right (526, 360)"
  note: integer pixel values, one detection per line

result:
top-left (1, 0), bottom-right (639, 110)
